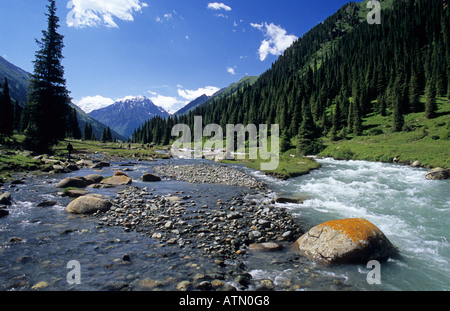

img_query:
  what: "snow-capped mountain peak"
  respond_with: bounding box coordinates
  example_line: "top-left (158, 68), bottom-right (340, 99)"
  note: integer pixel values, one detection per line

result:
top-left (88, 95), bottom-right (170, 138)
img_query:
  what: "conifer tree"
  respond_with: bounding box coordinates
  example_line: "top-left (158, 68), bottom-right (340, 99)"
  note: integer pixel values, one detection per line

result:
top-left (425, 79), bottom-right (437, 119)
top-left (22, 0), bottom-right (71, 153)
top-left (0, 77), bottom-right (14, 136)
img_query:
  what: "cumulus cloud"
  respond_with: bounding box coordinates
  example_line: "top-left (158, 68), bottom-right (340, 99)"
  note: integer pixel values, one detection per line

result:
top-left (74, 95), bottom-right (114, 113)
top-left (149, 93), bottom-right (188, 114)
top-left (250, 22), bottom-right (297, 61)
top-left (207, 2), bottom-right (232, 11)
top-left (177, 86), bottom-right (220, 101)
top-left (227, 66), bottom-right (236, 75)
top-left (66, 0), bottom-right (148, 28)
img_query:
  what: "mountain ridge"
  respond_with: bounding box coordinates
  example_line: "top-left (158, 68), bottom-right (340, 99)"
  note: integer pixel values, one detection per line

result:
top-left (89, 96), bottom-right (170, 139)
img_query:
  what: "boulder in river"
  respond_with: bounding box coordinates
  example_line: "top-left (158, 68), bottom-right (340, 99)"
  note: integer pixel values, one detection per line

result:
top-left (0, 192), bottom-right (12, 205)
top-left (90, 161), bottom-right (110, 169)
top-left (65, 194), bottom-right (112, 215)
top-left (56, 176), bottom-right (88, 189)
top-left (293, 218), bottom-right (397, 265)
top-left (141, 173), bottom-right (161, 182)
top-left (425, 167), bottom-right (450, 180)
top-left (0, 208), bottom-right (9, 218)
top-left (84, 174), bottom-right (104, 185)
top-left (100, 174), bottom-right (132, 186)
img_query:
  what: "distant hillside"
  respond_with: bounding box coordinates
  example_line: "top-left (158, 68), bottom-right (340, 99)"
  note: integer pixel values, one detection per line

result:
top-left (174, 76), bottom-right (259, 116)
top-left (0, 56), bottom-right (125, 141)
top-left (0, 56), bottom-right (29, 105)
top-left (89, 96), bottom-right (170, 139)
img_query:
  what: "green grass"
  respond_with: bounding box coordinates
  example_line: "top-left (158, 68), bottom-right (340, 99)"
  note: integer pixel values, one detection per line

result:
top-left (319, 96), bottom-right (450, 168)
top-left (53, 139), bottom-right (167, 160)
top-left (222, 150), bottom-right (322, 180)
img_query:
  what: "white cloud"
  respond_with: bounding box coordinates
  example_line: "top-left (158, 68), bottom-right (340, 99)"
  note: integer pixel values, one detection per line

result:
top-left (250, 22), bottom-right (297, 61)
top-left (66, 0), bottom-right (148, 28)
top-left (177, 86), bottom-right (220, 101)
top-left (74, 95), bottom-right (115, 113)
top-left (156, 12), bottom-right (173, 23)
top-left (227, 66), bottom-right (236, 75)
top-left (148, 93), bottom-right (188, 114)
top-left (207, 2), bottom-right (232, 11)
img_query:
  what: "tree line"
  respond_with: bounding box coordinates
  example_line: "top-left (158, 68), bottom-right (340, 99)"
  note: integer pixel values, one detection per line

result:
top-left (132, 0), bottom-right (449, 154)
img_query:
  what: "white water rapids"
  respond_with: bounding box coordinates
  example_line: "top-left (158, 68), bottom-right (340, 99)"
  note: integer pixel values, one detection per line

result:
top-left (248, 158), bottom-right (450, 290)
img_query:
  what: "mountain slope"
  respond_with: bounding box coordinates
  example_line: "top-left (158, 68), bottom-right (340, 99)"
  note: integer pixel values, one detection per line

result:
top-left (175, 94), bottom-right (210, 116)
top-left (132, 0), bottom-right (449, 165)
top-left (0, 56), bottom-right (125, 141)
top-left (174, 76), bottom-right (260, 116)
top-left (0, 56), bottom-right (29, 105)
top-left (89, 96), bottom-right (170, 139)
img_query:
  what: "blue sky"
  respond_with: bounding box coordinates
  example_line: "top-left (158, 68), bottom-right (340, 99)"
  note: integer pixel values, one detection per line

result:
top-left (0, 0), bottom-right (351, 113)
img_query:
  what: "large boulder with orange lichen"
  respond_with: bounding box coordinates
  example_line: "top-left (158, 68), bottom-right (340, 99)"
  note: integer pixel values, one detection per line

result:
top-left (293, 218), bottom-right (397, 265)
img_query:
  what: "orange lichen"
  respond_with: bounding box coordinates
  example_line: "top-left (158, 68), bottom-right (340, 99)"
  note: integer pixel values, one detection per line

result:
top-left (318, 218), bottom-right (381, 245)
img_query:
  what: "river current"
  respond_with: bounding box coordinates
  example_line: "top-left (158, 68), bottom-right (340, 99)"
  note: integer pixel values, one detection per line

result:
top-left (0, 157), bottom-right (448, 291)
top-left (247, 158), bottom-right (450, 291)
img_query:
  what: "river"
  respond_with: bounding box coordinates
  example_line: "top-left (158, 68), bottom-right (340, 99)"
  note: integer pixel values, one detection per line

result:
top-left (0, 156), bottom-right (448, 291)
top-left (246, 157), bottom-right (450, 291)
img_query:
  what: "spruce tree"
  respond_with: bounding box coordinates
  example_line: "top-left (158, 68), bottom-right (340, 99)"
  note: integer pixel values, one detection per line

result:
top-left (22, 0), bottom-right (71, 153)
top-left (392, 87), bottom-right (404, 132)
top-left (425, 79), bottom-right (437, 119)
top-left (0, 77), bottom-right (14, 136)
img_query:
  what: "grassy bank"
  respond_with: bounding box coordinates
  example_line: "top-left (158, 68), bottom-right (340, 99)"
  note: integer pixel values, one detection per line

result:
top-left (222, 151), bottom-right (321, 180)
top-left (0, 136), bottom-right (168, 183)
top-left (319, 97), bottom-right (450, 168)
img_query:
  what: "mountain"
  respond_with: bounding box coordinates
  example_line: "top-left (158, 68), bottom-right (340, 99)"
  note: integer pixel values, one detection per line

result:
top-left (89, 96), bottom-right (170, 139)
top-left (174, 94), bottom-right (210, 116)
top-left (0, 56), bottom-right (29, 105)
top-left (132, 0), bottom-right (449, 153)
top-left (174, 76), bottom-right (259, 116)
top-left (0, 56), bottom-right (125, 141)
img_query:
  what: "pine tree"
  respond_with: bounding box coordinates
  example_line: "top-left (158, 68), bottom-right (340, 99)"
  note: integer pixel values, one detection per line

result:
top-left (408, 71), bottom-right (419, 112)
top-left (425, 79), bottom-right (437, 119)
top-left (106, 127), bottom-right (112, 142)
top-left (294, 101), bottom-right (322, 155)
top-left (101, 128), bottom-right (107, 143)
top-left (0, 77), bottom-right (14, 136)
top-left (66, 107), bottom-right (81, 139)
top-left (392, 86), bottom-right (404, 132)
top-left (89, 124), bottom-right (96, 141)
top-left (22, 0), bottom-right (71, 153)
top-left (353, 99), bottom-right (363, 136)
top-left (330, 99), bottom-right (341, 141)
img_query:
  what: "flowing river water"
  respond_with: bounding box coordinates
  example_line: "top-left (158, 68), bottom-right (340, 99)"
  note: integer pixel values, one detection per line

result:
top-left (0, 156), bottom-right (448, 291)
top-left (246, 158), bottom-right (450, 291)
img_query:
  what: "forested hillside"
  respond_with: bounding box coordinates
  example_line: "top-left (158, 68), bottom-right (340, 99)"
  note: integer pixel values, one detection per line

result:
top-left (132, 0), bottom-right (449, 156)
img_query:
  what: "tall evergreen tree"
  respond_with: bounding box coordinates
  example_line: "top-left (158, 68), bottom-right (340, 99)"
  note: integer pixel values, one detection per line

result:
top-left (0, 77), bottom-right (14, 136)
top-left (22, 0), bottom-right (71, 153)
top-left (425, 78), bottom-right (437, 119)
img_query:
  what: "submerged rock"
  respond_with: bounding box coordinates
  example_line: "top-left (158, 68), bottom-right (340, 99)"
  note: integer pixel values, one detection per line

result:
top-left (293, 218), bottom-right (397, 265)
top-left (141, 173), bottom-right (161, 182)
top-left (55, 177), bottom-right (87, 189)
top-left (0, 209), bottom-right (9, 218)
top-left (65, 194), bottom-right (112, 215)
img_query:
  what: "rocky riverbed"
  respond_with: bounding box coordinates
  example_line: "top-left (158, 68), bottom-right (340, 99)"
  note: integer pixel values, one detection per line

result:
top-left (0, 158), bottom-right (357, 291)
top-left (152, 163), bottom-right (267, 189)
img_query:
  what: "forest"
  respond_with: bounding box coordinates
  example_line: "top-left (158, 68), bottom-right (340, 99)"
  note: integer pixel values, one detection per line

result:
top-left (132, 0), bottom-right (449, 156)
